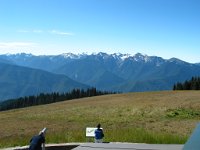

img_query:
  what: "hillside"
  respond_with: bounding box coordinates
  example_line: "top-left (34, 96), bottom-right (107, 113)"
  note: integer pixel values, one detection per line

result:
top-left (1, 91), bottom-right (200, 148)
top-left (0, 62), bottom-right (89, 101)
top-left (1, 53), bottom-right (200, 92)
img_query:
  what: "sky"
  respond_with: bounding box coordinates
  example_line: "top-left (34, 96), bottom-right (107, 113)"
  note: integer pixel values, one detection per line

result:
top-left (0, 0), bottom-right (199, 63)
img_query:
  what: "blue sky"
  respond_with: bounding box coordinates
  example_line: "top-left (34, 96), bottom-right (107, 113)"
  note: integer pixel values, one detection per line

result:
top-left (0, 0), bottom-right (199, 63)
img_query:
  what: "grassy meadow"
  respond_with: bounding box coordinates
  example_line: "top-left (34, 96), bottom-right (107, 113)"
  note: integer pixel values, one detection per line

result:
top-left (1, 91), bottom-right (200, 148)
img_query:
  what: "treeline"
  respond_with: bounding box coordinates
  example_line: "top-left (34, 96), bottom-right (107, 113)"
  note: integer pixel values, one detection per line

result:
top-left (0, 88), bottom-right (116, 111)
top-left (173, 77), bottom-right (200, 90)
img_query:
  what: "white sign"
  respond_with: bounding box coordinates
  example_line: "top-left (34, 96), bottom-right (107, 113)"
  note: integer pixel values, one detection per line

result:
top-left (86, 127), bottom-right (96, 137)
top-left (86, 127), bottom-right (103, 137)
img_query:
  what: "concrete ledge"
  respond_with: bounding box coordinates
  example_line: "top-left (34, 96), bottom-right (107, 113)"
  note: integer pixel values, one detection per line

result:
top-left (1, 142), bottom-right (184, 150)
top-left (2, 143), bottom-right (80, 150)
top-left (73, 143), bottom-right (184, 150)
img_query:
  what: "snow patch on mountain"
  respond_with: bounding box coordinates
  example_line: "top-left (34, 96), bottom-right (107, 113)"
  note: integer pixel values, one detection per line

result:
top-left (111, 53), bottom-right (132, 61)
top-left (0, 52), bottom-right (190, 66)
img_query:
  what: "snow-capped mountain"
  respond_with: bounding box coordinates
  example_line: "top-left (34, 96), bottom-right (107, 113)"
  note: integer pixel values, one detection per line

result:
top-left (0, 52), bottom-right (200, 101)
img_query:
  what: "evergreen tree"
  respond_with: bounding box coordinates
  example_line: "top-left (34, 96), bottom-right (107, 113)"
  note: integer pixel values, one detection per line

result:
top-left (173, 76), bottom-right (200, 90)
top-left (0, 88), bottom-right (116, 111)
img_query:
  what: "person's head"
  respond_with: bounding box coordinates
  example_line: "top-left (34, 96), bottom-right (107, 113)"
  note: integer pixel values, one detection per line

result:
top-left (97, 123), bottom-right (101, 129)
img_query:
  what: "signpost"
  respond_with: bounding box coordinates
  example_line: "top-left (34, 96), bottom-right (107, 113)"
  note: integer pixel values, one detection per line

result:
top-left (86, 127), bottom-right (103, 142)
top-left (86, 127), bottom-right (96, 137)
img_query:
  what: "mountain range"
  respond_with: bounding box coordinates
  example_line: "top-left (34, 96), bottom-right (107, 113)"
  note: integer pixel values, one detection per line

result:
top-left (0, 52), bottom-right (200, 101)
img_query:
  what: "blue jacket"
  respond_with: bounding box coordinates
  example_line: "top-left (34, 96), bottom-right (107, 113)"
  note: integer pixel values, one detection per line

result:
top-left (95, 128), bottom-right (104, 139)
top-left (29, 135), bottom-right (45, 150)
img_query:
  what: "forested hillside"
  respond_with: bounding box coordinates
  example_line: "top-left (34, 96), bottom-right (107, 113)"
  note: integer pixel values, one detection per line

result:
top-left (0, 62), bottom-right (88, 101)
top-left (0, 88), bottom-right (115, 111)
top-left (173, 77), bottom-right (200, 90)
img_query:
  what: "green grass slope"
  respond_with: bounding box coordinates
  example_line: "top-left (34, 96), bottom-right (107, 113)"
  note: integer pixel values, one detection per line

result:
top-left (1, 91), bottom-right (200, 148)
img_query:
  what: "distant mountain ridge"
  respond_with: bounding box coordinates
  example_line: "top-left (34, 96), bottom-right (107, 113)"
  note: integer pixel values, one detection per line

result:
top-left (0, 61), bottom-right (89, 101)
top-left (1, 52), bottom-right (200, 101)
